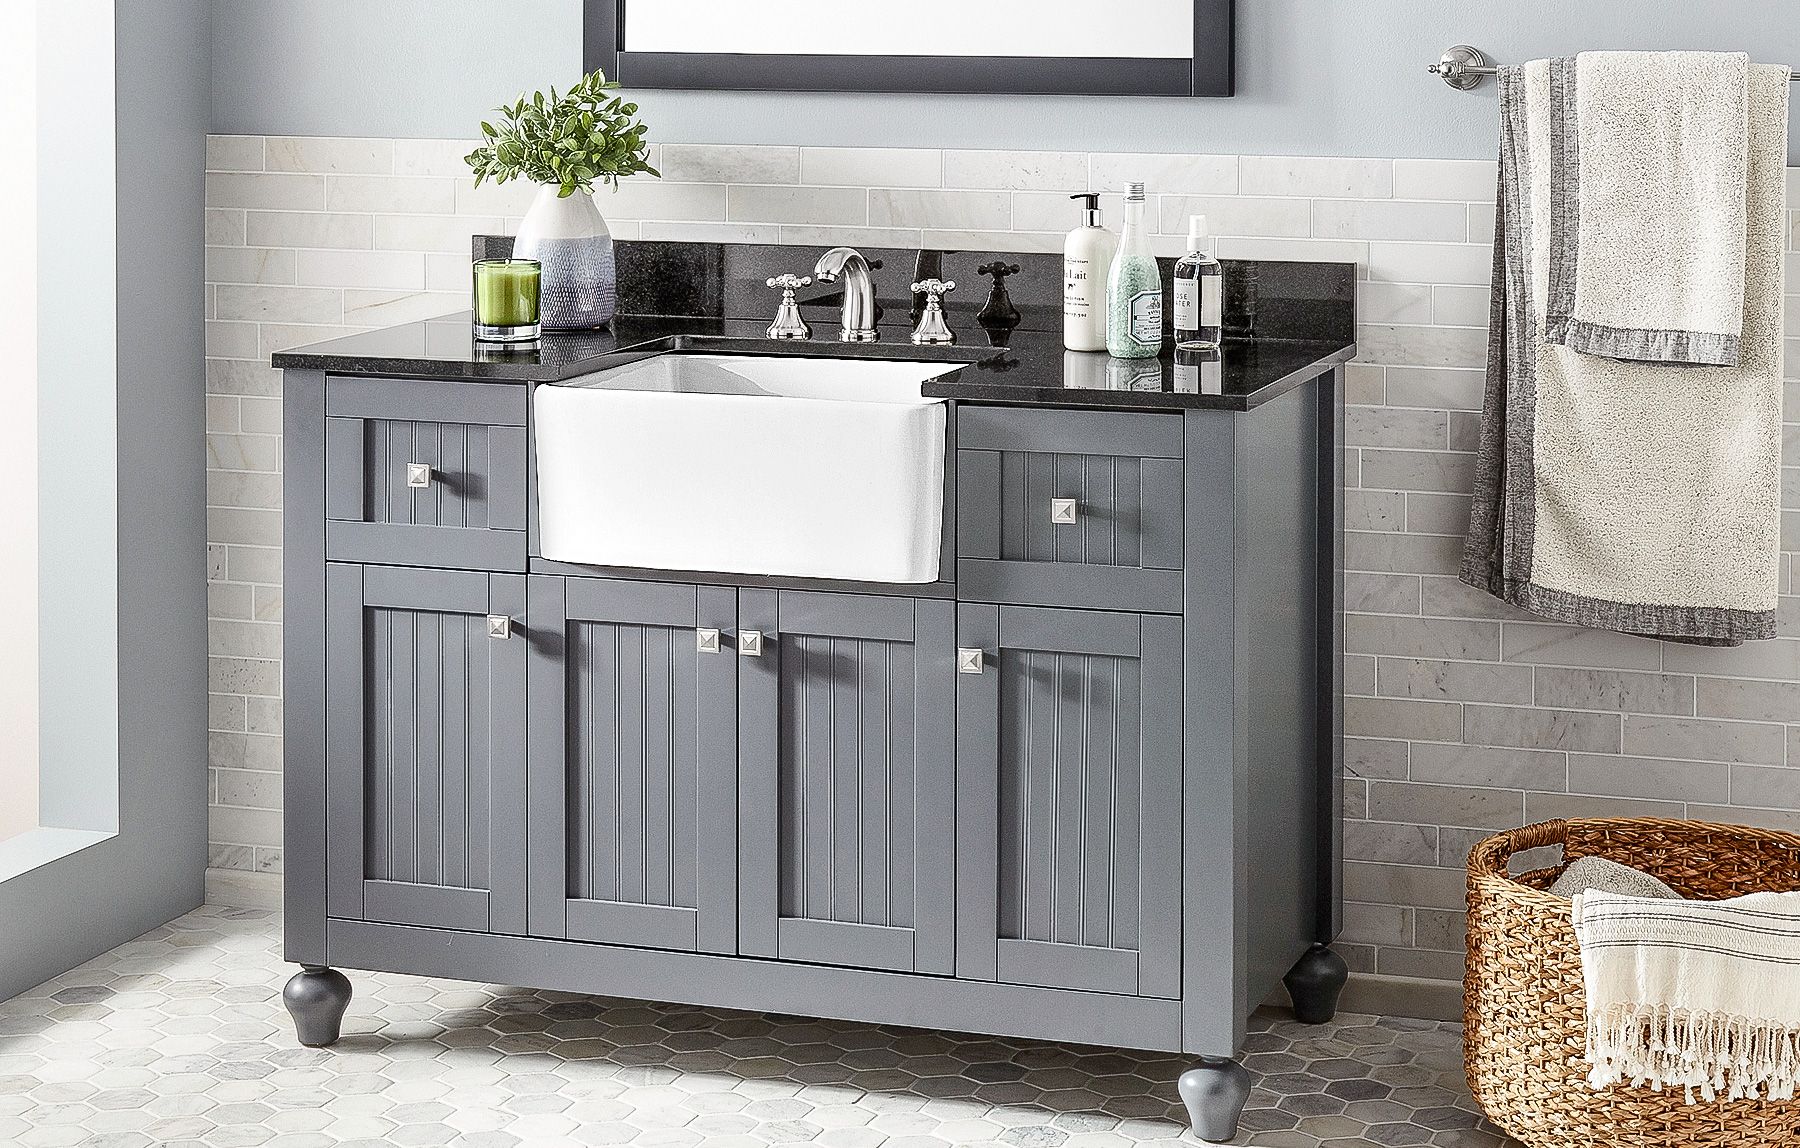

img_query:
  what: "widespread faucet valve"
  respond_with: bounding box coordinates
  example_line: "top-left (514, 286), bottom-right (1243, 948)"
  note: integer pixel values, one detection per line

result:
top-left (765, 274), bottom-right (813, 341)
top-left (910, 278), bottom-right (957, 346)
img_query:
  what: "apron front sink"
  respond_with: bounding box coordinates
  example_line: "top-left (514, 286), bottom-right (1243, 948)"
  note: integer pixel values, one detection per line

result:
top-left (535, 354), bottom-right (959, 583)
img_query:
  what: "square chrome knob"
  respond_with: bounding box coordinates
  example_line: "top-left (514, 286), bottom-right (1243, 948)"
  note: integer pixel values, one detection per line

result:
top-left (486, 614), bottom-right (512, 640)
top-left (1050, 498), bottom-right (1080, 525)
top-left (957, 648), bottom-right (985, 675)
top-left (406, 463), bottom-right (433, 489)
top-left (695, 628), bottom-right (722, 654)
top-left (739, 629), bottom-right (765, 657)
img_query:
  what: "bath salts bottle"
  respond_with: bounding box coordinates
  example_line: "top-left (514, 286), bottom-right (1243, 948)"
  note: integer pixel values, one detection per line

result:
top-left (1106, 182), bottom-right (1163, 359)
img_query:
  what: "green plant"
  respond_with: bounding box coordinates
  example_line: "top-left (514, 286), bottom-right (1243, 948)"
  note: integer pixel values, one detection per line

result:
top-left (466, 70), bottom-right (659, 198)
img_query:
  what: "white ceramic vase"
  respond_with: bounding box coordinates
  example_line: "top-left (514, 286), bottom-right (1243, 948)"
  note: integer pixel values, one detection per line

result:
top-left (511, 186), bottom-right (617, 330)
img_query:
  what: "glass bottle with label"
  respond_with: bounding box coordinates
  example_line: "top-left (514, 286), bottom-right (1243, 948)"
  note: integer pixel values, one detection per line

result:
top-left (1172, 214), bottom-right (1222, 349)
top-left (1105, 182), bottom-right (1163, 359)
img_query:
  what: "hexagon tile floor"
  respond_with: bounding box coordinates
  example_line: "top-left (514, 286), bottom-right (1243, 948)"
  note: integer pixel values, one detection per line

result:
top-left (0, 906), bottom-right (1522, 1148)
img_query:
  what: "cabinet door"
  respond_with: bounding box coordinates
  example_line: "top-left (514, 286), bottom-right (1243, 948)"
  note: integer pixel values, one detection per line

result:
top-left (526, 577), bottom-right (737, 953)
top-left (956, 604), bottom-right (1182, 998)
top-left (739, 589), bottom-right (957, 974)
top-left (325, 564), bottom-right (528, 933)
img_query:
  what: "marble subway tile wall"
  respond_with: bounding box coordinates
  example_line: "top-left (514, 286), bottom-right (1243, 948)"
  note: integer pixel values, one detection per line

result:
top-left (203, 137), bottom-right (1800, 984)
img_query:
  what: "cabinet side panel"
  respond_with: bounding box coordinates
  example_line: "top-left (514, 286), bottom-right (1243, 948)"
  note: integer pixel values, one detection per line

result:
top-left (284, 369), bottom-right (327, 964)
top-left (1317, 368), bottom-right (1346, 942)
top-left (1182, 410), bottom-right (1247, 1056)
top-left (1239, 383), bottom-right (1323, 1016)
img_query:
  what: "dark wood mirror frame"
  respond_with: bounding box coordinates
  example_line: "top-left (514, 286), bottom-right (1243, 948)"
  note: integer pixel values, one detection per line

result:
top-left (584, 0), bottom-right (1234, 97)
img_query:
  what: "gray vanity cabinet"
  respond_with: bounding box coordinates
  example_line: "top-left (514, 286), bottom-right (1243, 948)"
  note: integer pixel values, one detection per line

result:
top-left (525, 576), bottom-right (739, 953)
top-left (954, 604), bottom-right (1183, 999)
top-left (737, 589), bottom-right (959, 975)
top-left (324, 563), bottom-right (529, 935)
top-left (279, 329), bottom-right (1351, 1145)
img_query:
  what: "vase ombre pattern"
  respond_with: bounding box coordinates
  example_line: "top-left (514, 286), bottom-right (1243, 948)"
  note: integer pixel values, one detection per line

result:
top-left (512, 185), bottom-right (617, 330)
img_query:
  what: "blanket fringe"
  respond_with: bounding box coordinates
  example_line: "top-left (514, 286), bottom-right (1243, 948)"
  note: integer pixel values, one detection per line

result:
top-left (1588, 1004), bottom-right (1800, 1103)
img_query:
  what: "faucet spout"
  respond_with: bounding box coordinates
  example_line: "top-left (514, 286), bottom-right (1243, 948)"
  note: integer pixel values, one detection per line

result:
top-left (812, 247), bottom-right (880, 343)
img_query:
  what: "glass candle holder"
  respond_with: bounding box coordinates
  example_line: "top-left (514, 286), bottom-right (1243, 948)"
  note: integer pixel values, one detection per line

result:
top-left (471, 258), bottom-right (542, 343)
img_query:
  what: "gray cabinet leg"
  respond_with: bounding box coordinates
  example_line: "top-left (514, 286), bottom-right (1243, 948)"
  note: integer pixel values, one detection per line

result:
top-left (1282, 942), bottom-right (1349, 1025)
top-left (1179, 1058), bottom-right (1250, 1143)
top-left (283, 966), bottom-right (353, 1047)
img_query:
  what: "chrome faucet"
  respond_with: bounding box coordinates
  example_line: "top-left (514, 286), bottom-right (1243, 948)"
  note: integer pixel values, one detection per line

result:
top-left (812, 247), bottom-right (879, 342)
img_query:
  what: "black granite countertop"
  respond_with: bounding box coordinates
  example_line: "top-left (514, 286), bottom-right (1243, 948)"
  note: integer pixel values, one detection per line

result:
top-left (271, 242), bottom-right (1356, 412)
top-left (272, 315), bottom-right (1351, 412)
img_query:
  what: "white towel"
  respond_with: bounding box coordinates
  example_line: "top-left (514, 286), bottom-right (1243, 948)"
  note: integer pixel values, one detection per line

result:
top-left (1544, 52), bottom-right (1752, 366)
top-left (1573, 889), bottom-right (1800, 1101)
top-left (1462, 60), bottom-right (1789, 644)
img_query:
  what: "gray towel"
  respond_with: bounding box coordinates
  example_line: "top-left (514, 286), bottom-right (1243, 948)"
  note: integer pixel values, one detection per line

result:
top-left (1549, 855), bottom-right (1681, 900)
top-left (1462, 59), bottom-right (1789, 645)
top-left (1543, 52), bottom-right (1751, 366)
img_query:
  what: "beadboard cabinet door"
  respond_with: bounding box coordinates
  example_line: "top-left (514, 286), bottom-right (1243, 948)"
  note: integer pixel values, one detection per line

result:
top-left (737, 589), bottom-right (958, 975)
top-left (324, 564), bottom-right (529, 934)
top-left (955, 604), bottom-right (1183, 998)
top-left (526, 576), bottom-right (738, 953)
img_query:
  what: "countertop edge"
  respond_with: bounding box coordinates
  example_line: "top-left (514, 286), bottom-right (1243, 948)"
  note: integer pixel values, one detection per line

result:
top-left (921, 342), bottom-right (1358, 412)
top-left (272, 337), bottom-right (1359, 414)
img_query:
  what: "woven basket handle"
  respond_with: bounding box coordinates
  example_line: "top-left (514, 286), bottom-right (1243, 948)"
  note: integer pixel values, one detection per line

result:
top-left (1468, 819), bottom-right (1567, 880)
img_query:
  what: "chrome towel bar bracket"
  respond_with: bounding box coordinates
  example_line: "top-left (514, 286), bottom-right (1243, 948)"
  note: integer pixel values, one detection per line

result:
top-left (1428, 44), bottom-right (1800, 90)
top-left (1427, 45), bottom-right (1495, 90)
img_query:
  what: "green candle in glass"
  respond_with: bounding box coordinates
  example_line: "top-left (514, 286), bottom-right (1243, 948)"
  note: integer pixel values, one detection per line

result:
top-left (472, 258), bottom-right (542, 343)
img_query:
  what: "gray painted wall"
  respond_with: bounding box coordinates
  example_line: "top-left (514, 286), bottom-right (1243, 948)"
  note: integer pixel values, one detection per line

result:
top-left (212, 0), bottom-right (1800, 161)
top-left (0, 0), bottom-right (209, 1002)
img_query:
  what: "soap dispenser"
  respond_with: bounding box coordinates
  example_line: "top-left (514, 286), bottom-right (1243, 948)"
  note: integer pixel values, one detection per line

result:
top-left (1063, 193), bottom-right (1117, 352)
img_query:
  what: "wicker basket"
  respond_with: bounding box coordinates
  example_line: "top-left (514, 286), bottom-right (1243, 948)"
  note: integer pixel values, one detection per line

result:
top-left (1465, 817), bottom-right (1800, 1148)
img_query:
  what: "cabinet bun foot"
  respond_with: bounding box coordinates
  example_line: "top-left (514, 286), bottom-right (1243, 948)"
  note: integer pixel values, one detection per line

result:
top-left (1282, 942), bottom-right (1350, 1025)
top-left (1179, 1057), bottom-right (1250, 1143)
top-left (283, 966), bottom-right (353, 1048)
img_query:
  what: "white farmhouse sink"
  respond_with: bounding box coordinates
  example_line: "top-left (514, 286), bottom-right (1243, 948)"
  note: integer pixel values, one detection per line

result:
top-left (535, 354), bottom-right (959, 583)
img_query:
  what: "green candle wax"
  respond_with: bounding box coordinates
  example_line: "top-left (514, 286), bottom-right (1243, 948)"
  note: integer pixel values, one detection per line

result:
top-left (472, 259), bottom-right (541, 328)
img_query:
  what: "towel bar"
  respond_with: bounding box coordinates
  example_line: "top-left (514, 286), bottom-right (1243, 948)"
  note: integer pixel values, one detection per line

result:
top-left (1429, 44), bottom-right (1800, 90)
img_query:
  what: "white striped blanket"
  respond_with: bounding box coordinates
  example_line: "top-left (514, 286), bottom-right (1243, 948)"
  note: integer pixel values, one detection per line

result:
top-left (1573, 890), bottom-right (1800, 1102)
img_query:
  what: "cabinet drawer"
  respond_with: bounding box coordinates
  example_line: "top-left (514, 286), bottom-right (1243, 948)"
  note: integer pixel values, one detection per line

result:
top-left (956, 407), bottom-right (1183, 613)
top-left (324, 377), bottom-right (528, 571)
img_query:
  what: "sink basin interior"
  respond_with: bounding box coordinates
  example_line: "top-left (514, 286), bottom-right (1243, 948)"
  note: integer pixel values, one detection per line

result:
top-left (557, 353), bottom-right (964, 402)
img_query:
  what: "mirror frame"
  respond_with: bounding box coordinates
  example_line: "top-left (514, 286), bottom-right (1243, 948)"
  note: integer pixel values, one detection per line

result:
top-left (584, 0), bottom-right (1234, 97)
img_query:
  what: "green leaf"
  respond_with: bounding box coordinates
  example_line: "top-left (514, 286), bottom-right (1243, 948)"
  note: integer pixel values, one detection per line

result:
top-left (466, 69), bottom-right (661, 192)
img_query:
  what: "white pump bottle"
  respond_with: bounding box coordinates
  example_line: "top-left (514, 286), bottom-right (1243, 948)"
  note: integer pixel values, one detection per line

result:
top-left (1062, 193), bottom-right (1118, 352)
